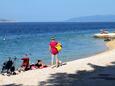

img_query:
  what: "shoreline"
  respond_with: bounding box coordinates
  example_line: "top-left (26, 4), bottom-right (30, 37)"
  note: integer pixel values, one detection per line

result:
top-left (0, 40), bottom-right (115, 85)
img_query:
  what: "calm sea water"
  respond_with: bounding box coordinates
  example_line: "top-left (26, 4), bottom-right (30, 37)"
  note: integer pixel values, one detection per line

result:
top-left (0, 22), bottom-right (115, 69)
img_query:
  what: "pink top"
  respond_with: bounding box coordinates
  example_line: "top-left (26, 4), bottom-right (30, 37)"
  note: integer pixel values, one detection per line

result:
top-left (49, 41), bottom-right (58, 55)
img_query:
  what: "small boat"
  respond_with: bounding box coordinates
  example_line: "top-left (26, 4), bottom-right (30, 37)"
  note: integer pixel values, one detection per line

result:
top-left (94, 33), bottom-right (115, 38)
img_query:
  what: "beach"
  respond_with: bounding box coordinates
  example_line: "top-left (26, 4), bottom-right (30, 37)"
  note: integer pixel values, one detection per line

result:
top-left (106, 39), bottom-right (115, 49)
top-left (0, 40), bottom-right (115, 86)
top-left (0, 0), bottom-right (115, 85)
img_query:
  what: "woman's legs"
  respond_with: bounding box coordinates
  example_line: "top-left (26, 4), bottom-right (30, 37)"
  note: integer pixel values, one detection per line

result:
top-left (51, 54), bottom-right (59, 66)
top-left (51, 54), bottom-right (54, 65)
top-left (55, 54), bottom-right (59, 67)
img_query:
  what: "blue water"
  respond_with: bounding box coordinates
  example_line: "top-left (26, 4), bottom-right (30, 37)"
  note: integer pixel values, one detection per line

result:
top-left (0, 22), bottom-right (115, 69)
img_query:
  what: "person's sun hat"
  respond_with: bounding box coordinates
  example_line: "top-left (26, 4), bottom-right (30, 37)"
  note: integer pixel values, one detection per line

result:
top-left (51, 36), bottom-right (55, 40)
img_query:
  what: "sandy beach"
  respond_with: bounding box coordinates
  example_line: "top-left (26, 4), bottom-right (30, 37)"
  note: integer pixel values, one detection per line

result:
top-left (106, 39), bottom-right (115, 50)
top-left (0, 40), bottom-right (115, 86)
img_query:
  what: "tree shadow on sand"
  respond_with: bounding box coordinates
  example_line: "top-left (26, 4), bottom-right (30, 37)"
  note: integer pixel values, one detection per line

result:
top-left (39, 62), bottom-right (115, 86)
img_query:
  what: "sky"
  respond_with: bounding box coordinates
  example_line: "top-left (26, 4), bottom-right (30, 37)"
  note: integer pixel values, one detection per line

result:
top-left (0, 0), bottom-right (115, 22)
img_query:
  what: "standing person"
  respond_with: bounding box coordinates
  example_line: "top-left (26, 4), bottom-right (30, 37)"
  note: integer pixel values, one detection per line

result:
top-left (49, 37), bottom-right (60, 67)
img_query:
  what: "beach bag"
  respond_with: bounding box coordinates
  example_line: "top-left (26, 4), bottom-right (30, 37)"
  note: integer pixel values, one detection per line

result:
top-left (55, 43), bottom-right (62, 52)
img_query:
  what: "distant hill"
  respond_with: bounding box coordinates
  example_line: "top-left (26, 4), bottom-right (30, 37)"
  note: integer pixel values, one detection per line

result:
top-left (66, 15), bottom-right (115, 22)
top-left (0, 19), bottom-right (15, 23)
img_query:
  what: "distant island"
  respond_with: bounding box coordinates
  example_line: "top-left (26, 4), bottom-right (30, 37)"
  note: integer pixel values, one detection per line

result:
top-left (66, 15), bottom-right (115, 22)
top-left (0, 19), bottom-right (15, 23)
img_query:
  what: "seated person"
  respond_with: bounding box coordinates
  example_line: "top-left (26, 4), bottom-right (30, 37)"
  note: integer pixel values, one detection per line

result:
top-left (20, 54), bottom-right (30, 71)
top-left (35, 60), bottom-right (47, 69)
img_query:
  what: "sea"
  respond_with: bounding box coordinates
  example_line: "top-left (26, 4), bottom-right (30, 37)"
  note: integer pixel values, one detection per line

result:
top-left (0, 22), bottom-right (115, 69)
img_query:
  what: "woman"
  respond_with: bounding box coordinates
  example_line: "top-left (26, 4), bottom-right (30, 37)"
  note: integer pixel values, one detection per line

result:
top-left (49, 37), bottom-right (59, 67)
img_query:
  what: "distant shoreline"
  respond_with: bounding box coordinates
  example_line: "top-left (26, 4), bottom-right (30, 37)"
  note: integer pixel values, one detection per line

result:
top-left (0, 21), bottom-right (16, 23)
top-left (1, 21), bottom-right (115, 23)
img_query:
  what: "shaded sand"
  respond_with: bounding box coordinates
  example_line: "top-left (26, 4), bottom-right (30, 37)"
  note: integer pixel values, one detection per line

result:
top-left (0, 41), bottom-right (115, 86)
